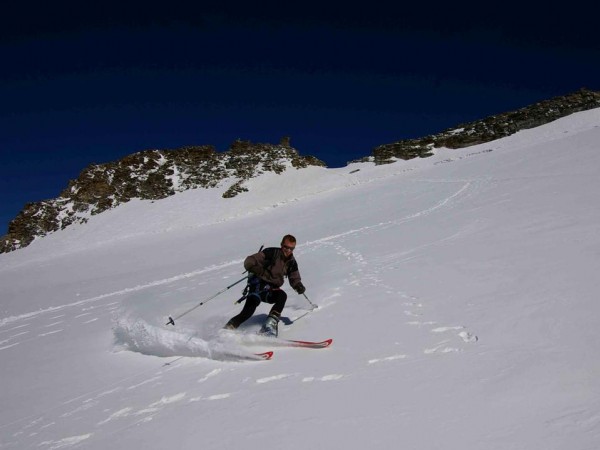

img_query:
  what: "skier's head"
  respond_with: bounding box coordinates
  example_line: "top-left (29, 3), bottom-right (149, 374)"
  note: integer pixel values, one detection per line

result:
top-left (281, 234), bottom-right (296, 257)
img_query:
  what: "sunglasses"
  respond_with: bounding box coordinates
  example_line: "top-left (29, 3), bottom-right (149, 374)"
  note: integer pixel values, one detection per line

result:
top-left (282, 244), bottom-right (296, 251)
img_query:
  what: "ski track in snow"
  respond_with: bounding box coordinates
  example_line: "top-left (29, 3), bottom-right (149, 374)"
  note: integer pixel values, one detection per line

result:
top-left (0, 299), bottom-right (122, 351)
top-left (330, 237), bottom-right (479, 360)
top-left (312, 180), bottom-right (479, 361)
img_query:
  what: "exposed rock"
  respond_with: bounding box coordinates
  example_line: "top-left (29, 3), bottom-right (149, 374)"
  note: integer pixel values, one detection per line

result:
top-left (357, 88), bottom-right (600, 165)
top-left (1, 139), bottom-right (325, 253)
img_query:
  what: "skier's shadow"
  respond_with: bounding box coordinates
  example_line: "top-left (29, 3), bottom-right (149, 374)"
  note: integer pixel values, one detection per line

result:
top-left (250, 314), bottom-right (295, 326)
top-left (239, 314), bottom-right (267, 329)
top-left (238, 313), bottom-right (294, 330)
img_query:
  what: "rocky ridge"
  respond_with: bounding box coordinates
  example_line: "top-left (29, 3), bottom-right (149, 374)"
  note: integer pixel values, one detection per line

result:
top-left (359, 88), bottom-right (600, 164)
top-left (2, 88), bottom-right (599, 253)
top-left (1, 138), bottom-right (325, 253)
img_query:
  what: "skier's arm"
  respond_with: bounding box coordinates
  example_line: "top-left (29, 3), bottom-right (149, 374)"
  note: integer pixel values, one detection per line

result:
top-left (287, 261), bottom-right (305, 294)
top-left (244, 251), bottom-right (266, 276)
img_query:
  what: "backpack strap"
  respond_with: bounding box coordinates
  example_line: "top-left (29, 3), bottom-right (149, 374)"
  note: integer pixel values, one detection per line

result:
top-left (261, 247), bottom-right (278, 272)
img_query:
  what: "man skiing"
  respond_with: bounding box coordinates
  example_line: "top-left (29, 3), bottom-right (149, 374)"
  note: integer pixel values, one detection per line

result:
top-left (224, 234), bottom-right (306, 337)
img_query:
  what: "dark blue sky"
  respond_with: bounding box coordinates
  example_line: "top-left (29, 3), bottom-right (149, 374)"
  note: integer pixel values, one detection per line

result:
top-left (2, 2), bottom-right (598, 234)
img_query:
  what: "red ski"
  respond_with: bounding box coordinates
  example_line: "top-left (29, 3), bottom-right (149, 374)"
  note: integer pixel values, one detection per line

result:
top-left (255, 351), bottom-right (274, 360)
top-left (232, 350), bottom-right (274, 361)
top-left (276, 338), bottom-right (333, 349)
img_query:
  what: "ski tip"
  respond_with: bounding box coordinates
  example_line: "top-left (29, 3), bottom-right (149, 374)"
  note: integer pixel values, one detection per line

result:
top-left (313, 338), bottom-right (333, 348)
top-left (284, 338), bottom-right (333, 348)
top-left (256, 351), bottom-right (274, 360)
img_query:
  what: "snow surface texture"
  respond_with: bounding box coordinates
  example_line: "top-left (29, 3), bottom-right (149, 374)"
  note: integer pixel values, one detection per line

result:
top-left (2, 109), bottom-right (600, 449)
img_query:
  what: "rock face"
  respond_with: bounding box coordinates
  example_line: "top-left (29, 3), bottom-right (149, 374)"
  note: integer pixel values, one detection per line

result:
top-left (1, 138), bottom-right (325, 253)
top-left (358, 88), bottom-right (600, 165)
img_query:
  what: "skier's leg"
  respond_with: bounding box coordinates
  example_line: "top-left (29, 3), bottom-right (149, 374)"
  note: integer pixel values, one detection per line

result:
top-left (225, 295), bottom-right (261, 329)
top-left (267, 289), bottom-right (287, 318)
top-left (258, 289), bottom-right (287, 337)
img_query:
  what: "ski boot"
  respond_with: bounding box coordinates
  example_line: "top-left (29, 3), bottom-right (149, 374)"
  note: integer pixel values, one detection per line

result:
top-left (259, 314), bottom-right (279, 337)
top-left (223, 320), bottom-right (237, 331)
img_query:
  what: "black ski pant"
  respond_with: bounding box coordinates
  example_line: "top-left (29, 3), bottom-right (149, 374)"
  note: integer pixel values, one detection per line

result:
top-left (228, 288), bottom-right (287, 328)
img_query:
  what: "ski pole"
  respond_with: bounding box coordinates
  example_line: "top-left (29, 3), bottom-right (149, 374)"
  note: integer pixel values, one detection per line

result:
top-left (284, 294), bottom-right (317, 327)
top-left (302, 293), bottom-right (318, 309)
top-left (166, 275), bottom-right (248, 326)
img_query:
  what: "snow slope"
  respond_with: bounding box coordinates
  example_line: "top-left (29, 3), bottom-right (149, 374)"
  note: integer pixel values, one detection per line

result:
top-left (1, 109), bottom-right (600, 449)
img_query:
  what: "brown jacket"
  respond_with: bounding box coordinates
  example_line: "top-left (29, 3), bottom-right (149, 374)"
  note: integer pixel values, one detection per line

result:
top-left (244, 247), bottom-right (302, 291)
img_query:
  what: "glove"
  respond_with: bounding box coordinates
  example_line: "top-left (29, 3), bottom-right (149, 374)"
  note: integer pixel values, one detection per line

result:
top-left (295, 283), bottom-right (306, 295)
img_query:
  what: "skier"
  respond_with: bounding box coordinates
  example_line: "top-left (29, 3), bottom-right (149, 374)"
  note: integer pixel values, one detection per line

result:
top-left (224, 235), bottom-right (306, 337)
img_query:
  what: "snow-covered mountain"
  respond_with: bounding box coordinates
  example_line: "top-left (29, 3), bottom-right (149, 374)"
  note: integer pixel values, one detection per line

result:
top-left (1, 108), bottom-right (600, 449)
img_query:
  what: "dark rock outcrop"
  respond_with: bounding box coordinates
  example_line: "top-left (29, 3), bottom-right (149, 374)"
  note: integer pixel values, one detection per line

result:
top-left (358, 88), bottom-right (600, 165)
top-left (1, 138), bottom-right (325, 253)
